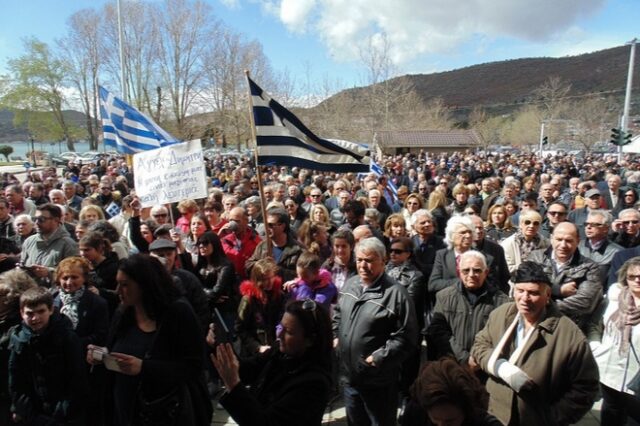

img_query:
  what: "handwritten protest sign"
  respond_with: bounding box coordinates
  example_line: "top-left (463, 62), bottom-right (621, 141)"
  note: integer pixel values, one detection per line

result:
top-left (133, 139), bottom-right (207, 208)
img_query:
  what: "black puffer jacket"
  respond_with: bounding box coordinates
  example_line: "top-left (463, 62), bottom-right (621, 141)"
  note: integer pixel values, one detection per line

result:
top-left (333, 273), bottom-right (418, 387)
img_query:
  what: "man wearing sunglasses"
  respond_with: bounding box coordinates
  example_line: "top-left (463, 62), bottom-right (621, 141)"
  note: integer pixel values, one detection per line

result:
top-left (578, 210), bottom-right (623, 288)
top-left (611, 208), bottom-right (640, 249)
top-left (528, 222), bottom-right (602, 335)
top-left (426, 250), bottom-right (508, 367)
top-left (20, 204), bottom-right (79, 286)
top-left (568, 188), bottom-right (604, 239)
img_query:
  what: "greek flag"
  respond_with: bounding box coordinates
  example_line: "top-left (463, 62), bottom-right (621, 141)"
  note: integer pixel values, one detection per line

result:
top-left (99, 86), bottom-right (180, 154)
top-left (370, 159), bottom-right (398, 202)
top-left (248, 77), bottom-right (370, 173)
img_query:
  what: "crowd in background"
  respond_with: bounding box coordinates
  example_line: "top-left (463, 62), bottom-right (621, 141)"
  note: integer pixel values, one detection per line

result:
top-left (0, 147), bottom-right (638, 425)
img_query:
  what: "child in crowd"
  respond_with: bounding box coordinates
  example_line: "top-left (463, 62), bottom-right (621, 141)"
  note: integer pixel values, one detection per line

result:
top-left (284, 252), bottom-right (337, 310)
top-left (8, 287), bottom-right (89, 425)
top-left (235, 258), bottom-right (284, 357)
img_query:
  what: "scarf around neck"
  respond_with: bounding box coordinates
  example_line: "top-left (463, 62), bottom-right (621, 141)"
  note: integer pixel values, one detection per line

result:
top-left (609, 286), bottom-right (640, 355)
top-left (60, 287), bottom-right (85, 329)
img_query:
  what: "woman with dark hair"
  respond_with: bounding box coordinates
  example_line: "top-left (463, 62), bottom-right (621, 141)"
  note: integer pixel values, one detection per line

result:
top-left (285, 197), bottom-right (308, 235)
top-left (86, 254), bottom-right (211, 426)
top-left (192, 231), bottom-right (238, 330)
top-left (178, 213), bottom-right (211, 268)
top-left (210, 299), bottom-right (332, 426)
top-left (322, 230), bottom-right (357, 293)
top-left (621, 186), bottom-right (639, 211)
top-left (89, 220), bottom-right (129, 260)
top-left (402, 358), bottom-right (502, 426)
top-left (79, 231), bottom-right (119, 315)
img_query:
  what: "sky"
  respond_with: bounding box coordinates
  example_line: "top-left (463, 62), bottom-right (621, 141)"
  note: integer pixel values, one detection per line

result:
top-left (0, 0), bottom-right (638, 97)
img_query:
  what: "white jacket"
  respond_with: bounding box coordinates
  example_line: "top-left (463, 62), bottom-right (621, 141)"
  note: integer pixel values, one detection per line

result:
top-left (592, 283), bottom-right (640, 395)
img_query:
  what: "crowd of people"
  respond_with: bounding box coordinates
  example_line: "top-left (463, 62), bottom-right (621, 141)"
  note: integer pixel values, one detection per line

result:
top-left (0, 148), bottom-right (639, 425)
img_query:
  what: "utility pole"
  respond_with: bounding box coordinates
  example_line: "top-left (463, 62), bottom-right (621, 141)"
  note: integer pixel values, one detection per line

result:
top-left (538, 122), bottom-right (545, 158)
top-left (620, 38), bottom-right (637, 162)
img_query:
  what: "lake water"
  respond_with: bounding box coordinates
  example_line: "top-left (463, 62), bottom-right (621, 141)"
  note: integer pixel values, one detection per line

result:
top-left (2, 141), bottom-right (108, 159)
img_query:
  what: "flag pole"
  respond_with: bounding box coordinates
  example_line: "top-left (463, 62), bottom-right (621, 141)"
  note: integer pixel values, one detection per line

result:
top-left (244, 70), bottom-right (273, 257)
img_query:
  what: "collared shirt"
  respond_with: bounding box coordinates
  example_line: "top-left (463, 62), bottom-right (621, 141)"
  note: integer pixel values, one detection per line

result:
top-left (551, 252), bottom-right (573, 274)
top-left (587, 238), bottom-right (605, 251)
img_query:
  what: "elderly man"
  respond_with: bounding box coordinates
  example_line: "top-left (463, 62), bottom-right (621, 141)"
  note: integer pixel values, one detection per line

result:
top-left (20, 204), bottom-right (78, 286)
top-left (578, 209), bottom-right (623, 286)
top-left (220, 206), bottom-right (261, 280)
top-left (471, 261), bottom-right (599, 425)
top-left (150, 205), bottom-right (170, 225)
top-left (568, 188), bottom-right (603, 239)
top-left (5, 185), bottom-right (36, 217)
top-left (470, 214), bottom-right (510, 294)
top-left (603, 174), bottom-right (624, 213)
top-left (611, 208), bottom-right (640, 248)
top-left (333, 237), bottom-right (418, 426)
top-left (527, 222), bottom-right (603, 334)
top-left (427, 250), bottom-right (508, 365)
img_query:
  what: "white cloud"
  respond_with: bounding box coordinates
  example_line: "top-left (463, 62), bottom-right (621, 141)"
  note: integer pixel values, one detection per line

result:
top-left (255, 0), bottom-right (605, 64)
top-left (219, 0), bottom-right (240, 8)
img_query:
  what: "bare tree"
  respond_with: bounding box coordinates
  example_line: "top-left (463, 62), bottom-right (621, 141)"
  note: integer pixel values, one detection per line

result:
top-left (501, 106), bottom-right (542, 149)
top-left (59, 9), bottom-right (103, 149)
top-left (157, 0), bottom-right (217, 138)
top-left (533, 76), bottom-right (571, 142)
top-left (567, 96), bottom-right (619, 153)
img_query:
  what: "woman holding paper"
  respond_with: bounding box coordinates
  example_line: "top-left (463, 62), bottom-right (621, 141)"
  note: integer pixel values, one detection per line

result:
top-left (86, 254), bottom-right (211, 426)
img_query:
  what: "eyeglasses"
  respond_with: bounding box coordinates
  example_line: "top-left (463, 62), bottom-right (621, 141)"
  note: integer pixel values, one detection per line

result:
top-left (267, 222), bottom-right (282, 228)
top-left (523, 220), bottom-right (541, 226)
top-left (34, 216), bottom-right (53, 223)
top-left (622, 220), bottom-right (640, 225)
top-left (310, 194), bottom-right (322, 198)
top-left (585, 222), bottom-right (605, 228)
top-left (153, 213), bottom-right (168, 218)
top-left (460, 268), bottom-right (484, 275)
top-left (627, 274), bottom-right (640, 281)
top-left (197, 241), bottom-right (211, 247)
top-left (548, 211), bottom-right (566, 216)
top-left (389, 248), bottom-right (407, 254)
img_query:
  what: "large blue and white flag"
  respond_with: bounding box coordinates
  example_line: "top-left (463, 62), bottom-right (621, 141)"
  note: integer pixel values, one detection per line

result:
top-left (247, 77), bottom-right (370, 173)
top-left (99, 86), bottom-right (180, 154)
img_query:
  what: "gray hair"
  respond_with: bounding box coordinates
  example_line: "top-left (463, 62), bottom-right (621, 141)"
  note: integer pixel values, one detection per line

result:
top-left (587, 209), bottom-right (613, 226)
top-left (618, 208), bottom-right (640, 220)
top-left (365, 208), bottom-right (380, 221)
top-left (444, 215), bottom-right (475, 249)
top-left (355, 237), bottom-right (386, 260)
top-left (459, 250), bottom-right (488, 270)
top-left (48, 189), bottom-right (65, 200)
top-left (410, 209), bottom-right (433, 227)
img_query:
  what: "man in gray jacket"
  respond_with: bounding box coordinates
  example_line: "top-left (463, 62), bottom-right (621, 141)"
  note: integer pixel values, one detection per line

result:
top-left (20, 204), bottom-right (78, 286)
top-left (333, 237), bottom-right (418, 426)
top-left (528, 222), bottom-right (603, 334)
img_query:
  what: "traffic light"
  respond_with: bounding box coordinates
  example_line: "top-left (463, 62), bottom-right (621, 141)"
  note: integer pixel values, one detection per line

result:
top-left (542, 136), bottom-right (548, 145)
top-left (610, 128), bottom-right (634, 146)
top-left (611, 128), bottom-right (622, 146)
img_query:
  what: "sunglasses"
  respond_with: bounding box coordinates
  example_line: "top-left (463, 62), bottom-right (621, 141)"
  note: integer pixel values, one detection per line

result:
top-left (585, 222), bottom-right (605, 228)
top-left (523, 220), bottom-right (540, 226)
top-left (622, 220), bottom-right (640, 225)
top-left (153, 213), bottom-right (168, 218)
top-left (310, 194), bottom-right (322, 198)
top-left (460, 268), bottom-right (484, 275)
top-left (547, 211), bottom-right (566, 216)
top-left (389, 248), bottom-right (407, 254)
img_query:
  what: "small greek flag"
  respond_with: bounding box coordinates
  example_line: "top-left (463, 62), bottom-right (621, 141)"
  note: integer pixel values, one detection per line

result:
top-left (104, 202), bottom-right (121, 219)
top-left (370, 159), bottom-right (398, 201)
top-left (248, 77), bottom-right (371, 173)
top-left (99, 86), bottom-right (180, 154)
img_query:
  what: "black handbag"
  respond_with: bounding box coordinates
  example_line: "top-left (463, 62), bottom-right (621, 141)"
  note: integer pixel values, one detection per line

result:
top-left (135, 385), bottom-right (183, 426)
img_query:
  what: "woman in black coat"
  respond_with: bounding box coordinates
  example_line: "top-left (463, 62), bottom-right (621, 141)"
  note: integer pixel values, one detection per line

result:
top-left (87, 254), bottom-right (212, 426)
top-left (210, 299), bottom-right (332, 426)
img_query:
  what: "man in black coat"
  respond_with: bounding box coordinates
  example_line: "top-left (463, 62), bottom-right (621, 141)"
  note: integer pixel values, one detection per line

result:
top-left (470, 214), bottom-right (510, 294)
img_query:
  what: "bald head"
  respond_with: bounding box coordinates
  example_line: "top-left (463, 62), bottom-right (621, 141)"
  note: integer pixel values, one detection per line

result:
top-left (353, 225), bottom-right (373, 243)
top-left (551, 222), bottom-right (579, 263)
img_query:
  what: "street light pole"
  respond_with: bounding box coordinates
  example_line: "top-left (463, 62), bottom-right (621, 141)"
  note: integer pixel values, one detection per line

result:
top-left (30, 135), bottom-right (37, 167)
top-left (620, 38), bottom-right (637, 162)
top-left (538, 122), bottom-right (545, 158)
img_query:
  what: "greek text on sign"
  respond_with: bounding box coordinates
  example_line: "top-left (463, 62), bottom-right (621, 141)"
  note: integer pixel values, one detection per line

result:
top-left (133, 139), bottom-right (207, 208)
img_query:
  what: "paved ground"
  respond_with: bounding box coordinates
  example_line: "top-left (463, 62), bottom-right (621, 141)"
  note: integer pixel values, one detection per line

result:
top-left (212, 398), bottom-right (603, 425)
